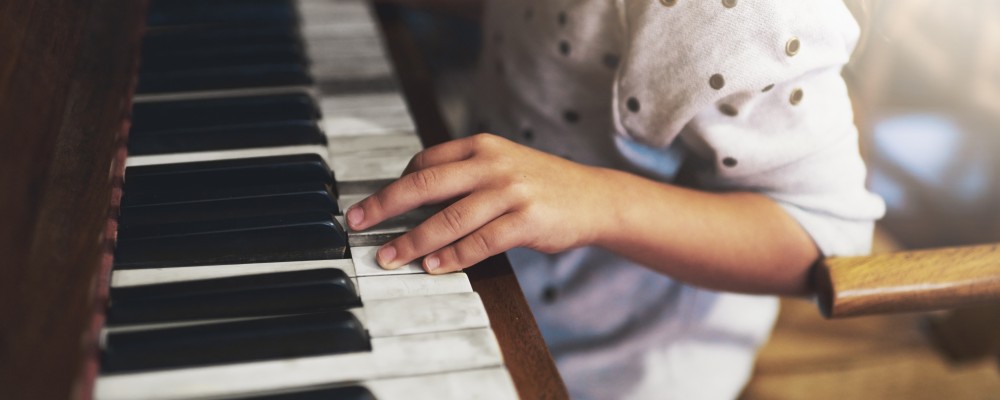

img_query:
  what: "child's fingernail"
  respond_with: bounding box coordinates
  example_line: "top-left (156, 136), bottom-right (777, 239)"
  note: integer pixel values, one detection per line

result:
top-left (424, 255), bottom-right (440, 272)
top-left (377, 245), bottom-right (397, 269)
top-left (347, 206), bottom-right (365, 228)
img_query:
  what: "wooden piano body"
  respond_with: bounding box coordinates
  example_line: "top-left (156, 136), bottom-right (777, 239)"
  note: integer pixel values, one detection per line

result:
top-left (0, 0), bottom-right (565, 398)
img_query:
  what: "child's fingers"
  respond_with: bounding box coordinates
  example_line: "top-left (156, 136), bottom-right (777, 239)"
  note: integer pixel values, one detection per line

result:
top-left (374, 190), bottom-right (508, 269)
top-left (421, 213), bottom-right (527, 274)
top-left (346, 161), bottom-right (480, 231)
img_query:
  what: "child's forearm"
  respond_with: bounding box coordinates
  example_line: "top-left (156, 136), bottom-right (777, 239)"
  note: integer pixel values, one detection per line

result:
top-left (592, 168), bottom-right (819, 296)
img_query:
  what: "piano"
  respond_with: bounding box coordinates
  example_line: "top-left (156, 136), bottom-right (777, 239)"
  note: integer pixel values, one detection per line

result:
top-left (0, 0), bottom-right (566, 398)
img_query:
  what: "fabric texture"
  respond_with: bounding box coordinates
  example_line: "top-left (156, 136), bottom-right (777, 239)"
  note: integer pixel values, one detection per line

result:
top-left (465, 1), bottom-right (886, 398)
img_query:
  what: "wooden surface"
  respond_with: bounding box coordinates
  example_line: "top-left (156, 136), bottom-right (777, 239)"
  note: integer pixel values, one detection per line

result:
top-left (0, 0), bottom-right (143, 398)
top-left (742, 297), bottom-right (1000, 399)
top-left (815, 243), bottom-right (1000, 318)
top-left (375, 4), bottom-right (569, 399)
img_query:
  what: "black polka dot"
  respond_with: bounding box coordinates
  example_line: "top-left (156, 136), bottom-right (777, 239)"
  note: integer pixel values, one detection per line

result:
top-left (762, 84), bottom-right (775, 92)
top-left (541, 286), bottom-right (558, 302)
top-left (626, 97), bottom-right (641, 113)
top-left (602, 53), bottom-right (620, 69)
top-left (709, 74), bottom-right (725, 90)
top-left (522, 128), bottom-right (534, 141)
top-left (718, 103), bottom-right (738, 116)
top-left (790, 88), bottom-right (804, 105)
top-left (723, 157), bottom-right (738, 167)
top-left (559, 40), bottom-right (571, 56)
top-left (558, 11), bottom-right (567, 26)
top-left (563, 110), bottom-right (580, 123)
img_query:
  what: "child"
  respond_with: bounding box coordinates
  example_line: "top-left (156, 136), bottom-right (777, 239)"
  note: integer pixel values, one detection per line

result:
top-left (349, 1), bottom-right (885, 398)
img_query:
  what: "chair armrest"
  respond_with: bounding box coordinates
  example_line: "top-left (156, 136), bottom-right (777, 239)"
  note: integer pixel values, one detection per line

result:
top-left (814, 243), bottom-right (1000, 318)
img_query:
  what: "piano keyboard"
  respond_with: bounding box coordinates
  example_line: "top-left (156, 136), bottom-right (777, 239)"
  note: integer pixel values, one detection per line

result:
top-left (95, 1), bottom-right (519, 399)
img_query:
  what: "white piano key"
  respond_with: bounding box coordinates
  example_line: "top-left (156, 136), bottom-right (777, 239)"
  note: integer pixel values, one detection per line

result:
top-left (111, 259), bottom-right (357, 287)
top-left (358, 272), bottom-right (473, 301)
top-left (361, 292), bottom-right (488, 337)
top-left (133, 85), bottom-right (315, 104)
top-left (298, 0), bottom-right (378, 33)
top-left (306, 36), bottom-right (387, 60)
top-left (124, 145), bottom-right (330, 167)
top-left (311, 56), bottom-right (394, 83)
top-left (351, 246), bottom-right (425, 276)
top-left (327, 133), bottom-right (422, 157)
top-left (95, 328), bottom-right (505, 400)
top-left (320, 92), bottom-right (415, 136)
top-left (332, 154), bottom-right (412, 185)
top-left (365, 368), bottom-right (519, 400)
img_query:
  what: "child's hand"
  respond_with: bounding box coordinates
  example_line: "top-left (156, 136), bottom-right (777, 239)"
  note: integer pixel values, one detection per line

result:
top-left (345, 133), bottom-right (615, 274)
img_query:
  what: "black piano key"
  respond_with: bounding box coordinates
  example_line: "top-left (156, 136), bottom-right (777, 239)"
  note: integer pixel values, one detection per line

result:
top-left (113, 212), bottom-right (348, 269)
top-left (140, 43), bottom-right (309, 74)
top-left (130, 93), bottom-right (320, 133)
top-left (121, 180), bottom-right (335, 211)
top-left (147, 0), bottom-right (299, 27)
top-left (136, 63), bottom-right (313, 94)
top-left (101, 311), bottom-right (370, 373)
top-left (118, 182), bottom-right (338, 227)
top-left (107, 269), bottom-right (361, 325)
top-left (126, 120), bottom-right (326, 155)
top-left (142, 25), bottom-right (302, 52)
top-left (238, 386), bottom-right (376, 400)
top-left (122, 154), bottom-right (333, 195)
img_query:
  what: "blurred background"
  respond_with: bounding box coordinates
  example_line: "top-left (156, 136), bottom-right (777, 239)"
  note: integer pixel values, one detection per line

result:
top-left (387, 0), bottom-right (1000, 398)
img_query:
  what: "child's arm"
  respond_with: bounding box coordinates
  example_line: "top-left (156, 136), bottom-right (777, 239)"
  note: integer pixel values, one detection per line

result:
top-left (345, 133), bottom-right (819, 296)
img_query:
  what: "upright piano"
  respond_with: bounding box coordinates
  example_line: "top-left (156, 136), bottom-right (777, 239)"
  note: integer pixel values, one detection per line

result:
top-left (0, 0), bottom-right (566, 398)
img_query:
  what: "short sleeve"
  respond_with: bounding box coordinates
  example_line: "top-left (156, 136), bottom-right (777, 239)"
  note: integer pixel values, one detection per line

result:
top-left (611, 0), bottom-right (885, 256)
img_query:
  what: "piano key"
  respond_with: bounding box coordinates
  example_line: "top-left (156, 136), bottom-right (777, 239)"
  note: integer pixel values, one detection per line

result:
top-left (237, 385), bottom-right (375, 400)
top-left (102, 291), bottom-right (488, 338)
top-left (130, 93), bottom-right (320, 133)
top-left (95, 328), bottom-right (504, 400)
top-left (350, 246), bottom-right (425, 277)
top-left (123, 154), bottom-right (333, 194)
top-left (127, 120), bottom-right (327, 156)
top-left (134, 85), bottom-right (315, 104)
top-left (137, 64), bottom-right (314, 94)
top-left (361, 368), bottom-right (517, 400)
top-left (111, 259), bottom-right (356, 287)
top-left (101, 311), bottom-right (370, 373)
top-left (355, 273), bottom-right (472, 301)
top-left (119, 183), bottom-right (338, 227)
top-left (110, 261), bottom-right (473, 301)
top-left (114, 212), bottom-right (347, 269)
top-left (319, 92), bottom-right (415, 136)
top-left (106, 269), bottom-right (361, 325)
top-left (125, 144), bottom-right (330, 167)
top-left (141, 25), bottom-right (304, 54)
top-left (140, 44), bottom-right (309, 76)
top-left (147, 0), bottom-right (299, 27)
top-left (326, 133), bottom-right (422, 157)
top-left (358, 292), bottom-right (488, 338)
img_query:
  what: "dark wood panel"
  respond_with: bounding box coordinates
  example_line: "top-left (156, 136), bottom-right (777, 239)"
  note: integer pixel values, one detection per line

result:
top-left (0, 0), bottom-right (143, 398)
top-left (373, 4), bottom-right (568, 399)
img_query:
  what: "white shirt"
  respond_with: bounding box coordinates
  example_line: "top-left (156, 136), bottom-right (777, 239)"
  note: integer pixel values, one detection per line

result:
top-left (464, 1), bottom-right (886, 398)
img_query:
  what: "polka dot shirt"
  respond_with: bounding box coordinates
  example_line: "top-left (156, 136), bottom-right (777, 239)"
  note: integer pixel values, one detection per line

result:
top-left (468, 1), bottom-right (886, 399)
